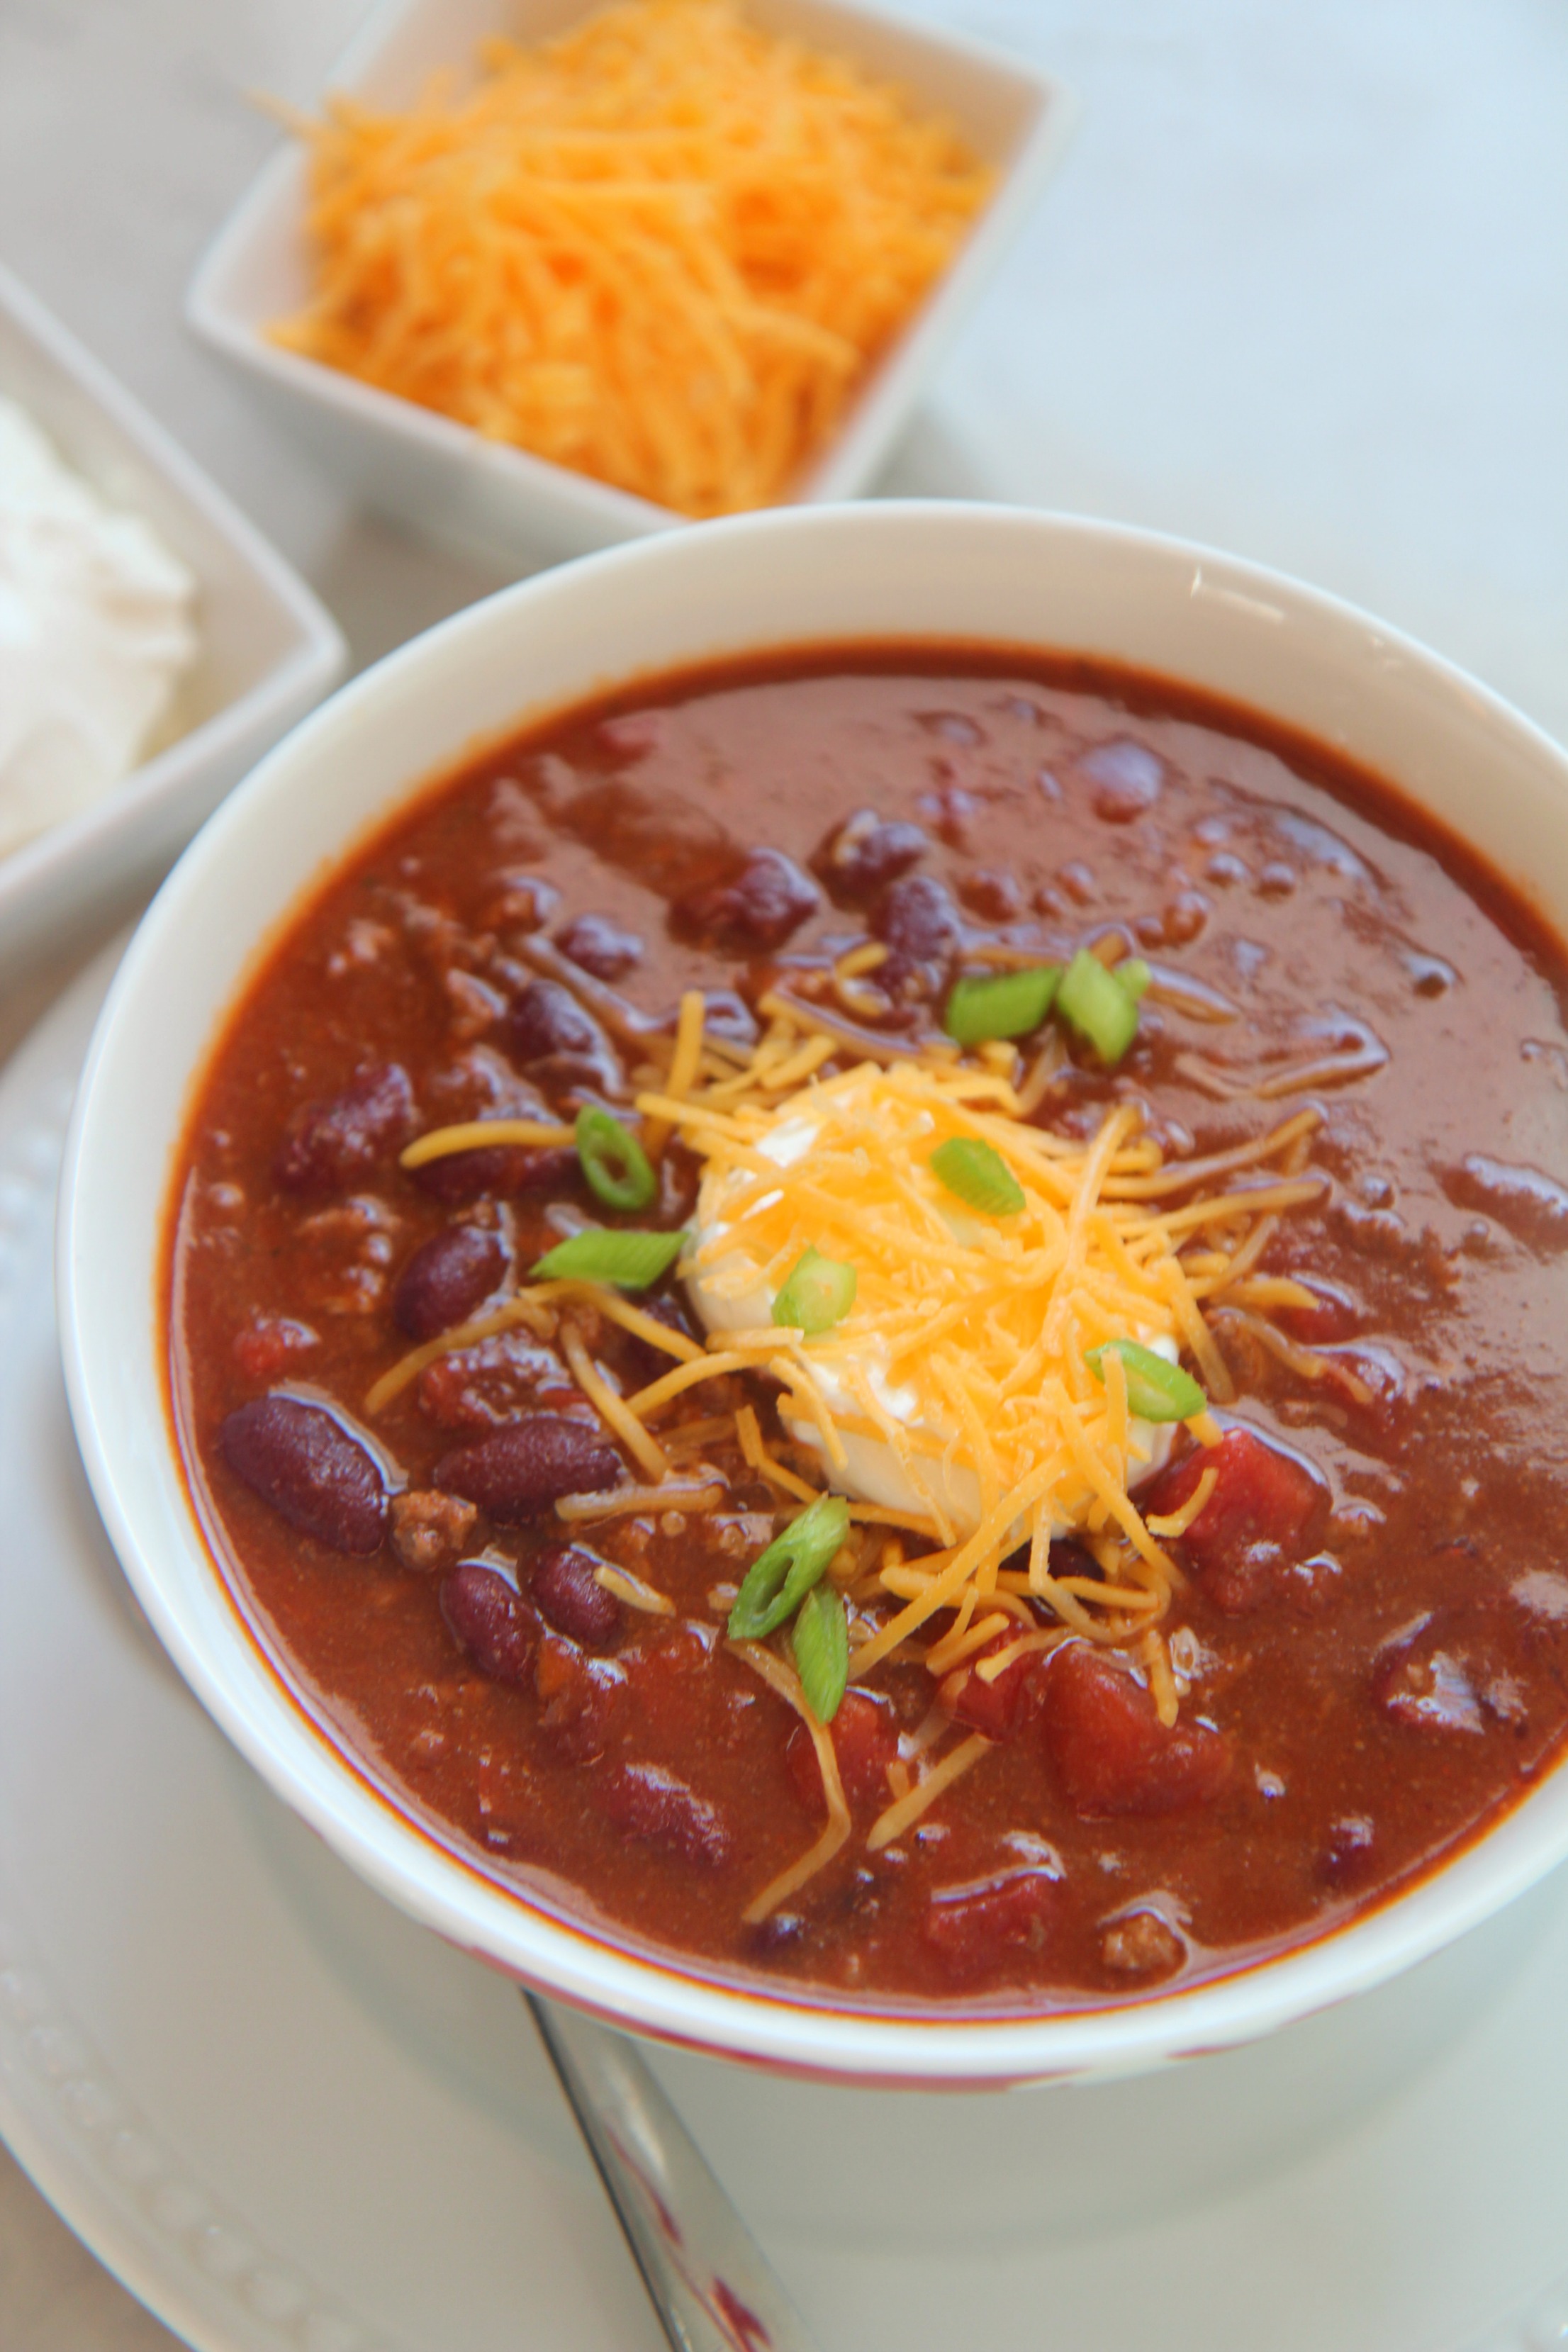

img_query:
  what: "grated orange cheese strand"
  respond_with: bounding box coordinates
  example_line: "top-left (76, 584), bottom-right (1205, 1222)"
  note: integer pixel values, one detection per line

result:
top-left (561, 1324), bottom-right (670, 1482)
top-left (1143, 1625), bottom-right (1180, 1728)
top-left (581, 1289), bottom-right (705, 1364)
top-left (974, 1629), bottom-right (1064, 1683)
top-left (624, 1349), bottom-right (754, 1418)
top-left (924, 1608), bottom-right (1011, 1679)
top-left (400, 1117), bottom-right (576, 1167)
top-left (734, 1403), bottom-right (822, 1503)
top-left (1147, 1464), bottom-right (1219, 1538)
top-left (866, 1732), bottom-right (992, 1852)
top-left (593, 1563), bottom-right (676, 1615)
top-left (849, 1455), bottom-right (1062, 1675)
top-left (1103, 1109), bottom-right (1322, 1199)
top-left (642, 988), bottom-right (706, 1159)
top-left (364, 1284), bottom-right (565, 1413)
top-left (731, 1642), bottom-right (851, 1920)
top-left (556, 1475), bottom-right (722, 1521)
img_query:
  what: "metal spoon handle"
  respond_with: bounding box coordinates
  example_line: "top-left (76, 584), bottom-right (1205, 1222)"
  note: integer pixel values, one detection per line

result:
top-left (525, 1992), bottom-right (822, 2352)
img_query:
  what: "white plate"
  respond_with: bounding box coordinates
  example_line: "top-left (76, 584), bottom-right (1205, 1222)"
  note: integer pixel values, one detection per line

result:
top-left (13, 948), bottom-right (1568, 2352)
top-left (186, 0), bottom-right (1074, 571)
top-left (0, 265), bottom-right (345, 995)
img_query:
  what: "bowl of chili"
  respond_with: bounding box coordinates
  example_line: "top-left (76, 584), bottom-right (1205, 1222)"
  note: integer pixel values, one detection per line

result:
top-left (57, 500), bottom-right (1568, 2085)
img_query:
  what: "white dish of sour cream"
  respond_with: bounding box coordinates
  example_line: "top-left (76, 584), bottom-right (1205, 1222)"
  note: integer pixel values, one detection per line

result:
top-left (0, 264), bottom-right (343, 992)
top-left (0, 396), bottom-right (199, 859)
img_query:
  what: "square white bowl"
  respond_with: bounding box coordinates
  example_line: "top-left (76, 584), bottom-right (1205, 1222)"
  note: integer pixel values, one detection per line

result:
top-left (186, 0), bottom-right (1074, 573)
top-left (0, 264), bottom-right (346, 995)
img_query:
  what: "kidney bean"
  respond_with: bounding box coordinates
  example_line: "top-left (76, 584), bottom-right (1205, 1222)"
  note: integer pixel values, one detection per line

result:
top-left (596, 1761), bottom-right (732, 1868)
top-left (1373, 1606), bottom-right (1526, 1737)
top-left (1317, 1812), bottom-right (1379, 1889)
top-left (274, 1063), bottom-right (416, 1193)
top-left (1080, 737), bottom-right (1165, 822)
top-left (439, 1559), bottom-right (537, 1686)
top-left (659, 989), bottom-right (757, 1048)
top-left (532, 1542), bottom-right (622, 1647)
top-left (393, 1223), bottom-right (508, 1341)
top-left (872, 873), bottom-right (962, 964)
top-left (674, 848), bottom-right (819, 951)
top-left (958, 868), bottom-right (1024, 922)
top-left (1038, 1645), bottom-right (1233, 1817)
top-left (413, 1141), bottom-right (578, 1204)
top-left (220, 1395), bottom-right (386, 1554)
top-left (556, 912), bottom-right (644, 980)
top-left (812, 808), bottom-right (929, 901)
top-left (418, 1333), bottom-right (572, 1431)
top-left (1278, 1277), bottom-right (1359, 1346)
top-left (434, 1416), bottom-right (621, 1520)
top-left (920, 1869), bottom-right (1061, 1983)
top-left (505, 978), bottom-right (607, 1065)
top-left (607, 1292), bottom-right (700, 1389)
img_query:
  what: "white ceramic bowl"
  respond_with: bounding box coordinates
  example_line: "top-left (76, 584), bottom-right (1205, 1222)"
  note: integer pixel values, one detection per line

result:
top-left (186, 0), bottom-right (1073, 571)
top-left (0, 264), bottom-right (345, 995)
top-left (57, 502), bottom-right (1568, 2086)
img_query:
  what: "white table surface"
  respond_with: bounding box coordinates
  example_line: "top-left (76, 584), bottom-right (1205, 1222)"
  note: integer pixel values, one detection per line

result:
top-left (0, 0), bottom-right (1564, 2342)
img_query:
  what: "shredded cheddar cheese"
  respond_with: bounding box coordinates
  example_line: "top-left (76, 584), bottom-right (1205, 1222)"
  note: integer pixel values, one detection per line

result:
top-left (373, 976), bottom-right (1326, 1902)
top-left (271, 0), bottom-right (993, 517)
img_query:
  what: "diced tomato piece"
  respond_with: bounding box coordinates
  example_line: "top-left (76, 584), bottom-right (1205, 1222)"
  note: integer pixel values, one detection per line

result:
top-left (1039, 1644), bottom-right (1233, 1818)
top-left (949, 1632), bottom-right (1046, 1742)
top-left (1144, 1426), bottom-right (1323, 1614)
top-left (920, 1868), bottom-right (1062, 1983)
top-left (785, 1690), bottom-right (899, 1815)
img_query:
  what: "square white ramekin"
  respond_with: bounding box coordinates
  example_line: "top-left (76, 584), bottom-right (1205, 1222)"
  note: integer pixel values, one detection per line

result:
top-left (185, 0), bottom-right (1074, 571)
top-left (0, 264), bottom-right (345, 993)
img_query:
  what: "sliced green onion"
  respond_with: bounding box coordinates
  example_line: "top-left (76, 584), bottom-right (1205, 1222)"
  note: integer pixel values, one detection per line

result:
top-left (1056, 948), bottom-right (1143, 1064)
top-left (531, 1227), bottom-right (687, 1289)
top-left (929, 1136), bottom-right (1025, 1218)
top-left (943, 963), bottom-right (1061, 1046)
top-left (1085, 1338), bottom-right (1206, 1423)
top-left (727, 1494), bottom-right (851, 1642)
top-left (793, 1582), bottom-right (849, 1723)
top-left (575, 1106), bottom-right (657, 1214)
top-left (773, 1246), bottom-right (858, 1335)
top-left (1115, 957), bottom-right (1153, 1002)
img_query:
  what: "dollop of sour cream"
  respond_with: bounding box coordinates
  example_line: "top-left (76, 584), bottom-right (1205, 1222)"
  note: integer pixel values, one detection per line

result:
top-left (685, 1097), bottom-right (1181, 1540)
top-left (0, 397), bottom-right (199, 858)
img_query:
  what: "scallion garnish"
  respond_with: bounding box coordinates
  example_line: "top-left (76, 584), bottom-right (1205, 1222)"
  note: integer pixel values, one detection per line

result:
top-left (1114, 957), bottom-right (1153, 1002)
top-left (773, 1246), bottom-right (857, 1335)
top-left (929, 1136), bottom-right (1025, 1218)
top-left (1085, 1338), bottom-right (1206, 1423)
top-left (531, 1227), bottom-right (687, 1289)
top-left (943, 963), bottom-right (1061, 1046)
top-left (793, 1581), bottom-right (849, 1723)
top-left (1055, 948), bottom-right (1143, 1065)
top-left (575, 1105), bottom-right (657, 1213)
top-left (727, 1494), bottom-right (851, 1642)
